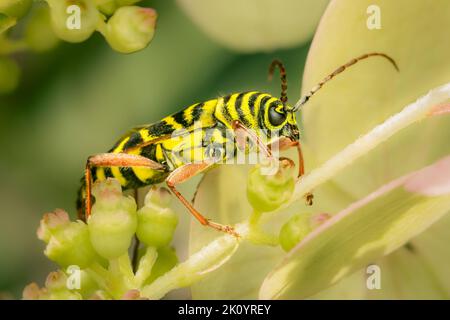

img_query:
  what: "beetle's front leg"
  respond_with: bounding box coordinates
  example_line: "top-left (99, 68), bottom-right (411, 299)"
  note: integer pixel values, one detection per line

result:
top-left (290, 140), bottom-right (313, 205)
top-left (272, 138), bottom-right (314, 205)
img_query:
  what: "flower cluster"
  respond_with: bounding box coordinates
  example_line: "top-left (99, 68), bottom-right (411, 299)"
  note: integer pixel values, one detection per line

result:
top-left (0, 0), bottom-right (157, 93)
top-left (24, 179), bottom-right (178, 300)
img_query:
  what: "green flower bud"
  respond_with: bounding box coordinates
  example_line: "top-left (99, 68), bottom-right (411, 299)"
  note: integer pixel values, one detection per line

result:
top-left (47, 0), bottom-right (100, 43)
top-left (0, 57), bottom-right (20, 94)
top-left (104, 6), bottom-right (157, 53)
top-left (279, 212), bottom-right (331, 252)
top-left (0, 0), bottom-right (32, 19)
top-left (24, 6), bottom-right (59, 53)
top-left (37, 208), bottom-right (68, 242)
top-left (247, 159), bottom-right (295, 212)
top-left (145, 246), bottom-right (178, 284)
top-left (37, 209), bottom-right (99, 268)
top-left (136, 188), bottom-right (178, 248)
top-left (97, 0), bottom-right (116, 16)
top-left (279, 213), bottom-right (312, 252)
top-left (88, 178), bottom-right (137, 259)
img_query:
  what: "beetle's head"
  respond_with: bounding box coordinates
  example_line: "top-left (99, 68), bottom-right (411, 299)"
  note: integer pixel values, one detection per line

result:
top-left (259, 97), bottom-right (300, 145)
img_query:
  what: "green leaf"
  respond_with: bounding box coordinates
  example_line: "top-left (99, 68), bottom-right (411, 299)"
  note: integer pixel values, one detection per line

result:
top-left (259, 155), bottom-right (450, 299)
top-left (0, 13), bottom-right (16, 33)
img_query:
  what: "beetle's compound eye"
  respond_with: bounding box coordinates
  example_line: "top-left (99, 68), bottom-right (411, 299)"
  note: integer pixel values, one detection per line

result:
top-left (268, 105), bottom-right (287, 127)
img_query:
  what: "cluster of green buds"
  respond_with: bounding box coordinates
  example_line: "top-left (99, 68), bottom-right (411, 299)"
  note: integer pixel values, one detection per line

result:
top-left (0, 0), bottom-right (157, 93)
top-left (46, 0), bottom-right (157, 53)
top-left (24, 178), bottom-right (178, 300)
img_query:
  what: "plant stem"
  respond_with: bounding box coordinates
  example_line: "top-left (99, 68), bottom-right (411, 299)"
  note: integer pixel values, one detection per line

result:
top-left (140, 223), bottom-right (247, 299)
top-left (134, 247), bottom-right (157, 287)
top-left (248, 210), bottom-right (279, 246)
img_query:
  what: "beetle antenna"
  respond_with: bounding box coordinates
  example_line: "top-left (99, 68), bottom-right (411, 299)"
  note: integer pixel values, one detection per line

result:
top-left (268, 59), bottom-right (288, 106)
top-left (292, 52), bottom-right (399, 112)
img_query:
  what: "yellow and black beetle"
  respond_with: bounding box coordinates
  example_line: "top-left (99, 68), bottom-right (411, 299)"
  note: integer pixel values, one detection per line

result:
top-left (77, 53), bottom-right (398, 237)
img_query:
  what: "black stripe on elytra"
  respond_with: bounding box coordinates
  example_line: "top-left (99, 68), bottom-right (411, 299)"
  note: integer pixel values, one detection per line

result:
top-left (147, 120), bottom-right (176, 137)
top-left (108, 139), bottom-right (122, 152)
top-left (141, 144), bottom-right (169, 169)
top-left (172, 110), bottom-right (190, 127)
top-left (139, 143), bottom-right (156, 161)
top-left (223, 95), bottom-right (232, 105)
top-left (191, 102), bottom-right (205, 123)
top-left (123, 132), bottom-right (143, 150)
top-left (120, 167), bottom-right (145, 189)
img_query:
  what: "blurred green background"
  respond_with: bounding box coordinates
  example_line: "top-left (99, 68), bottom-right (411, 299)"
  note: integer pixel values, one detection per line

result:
top-left (0, 0), bottom-right (314, 297)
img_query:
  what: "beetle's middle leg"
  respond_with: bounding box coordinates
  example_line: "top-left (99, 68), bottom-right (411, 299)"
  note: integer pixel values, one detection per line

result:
top-left (293, 141), bottom-right (313, 205)
top-left (166, 162), bottom-right (239, 237)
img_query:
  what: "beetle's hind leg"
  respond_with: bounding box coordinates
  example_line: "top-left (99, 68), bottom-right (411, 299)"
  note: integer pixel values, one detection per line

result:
top-left (166, 162), bottom-right (239, 238)
top-left (83, 153), bottom-right (166, 220)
